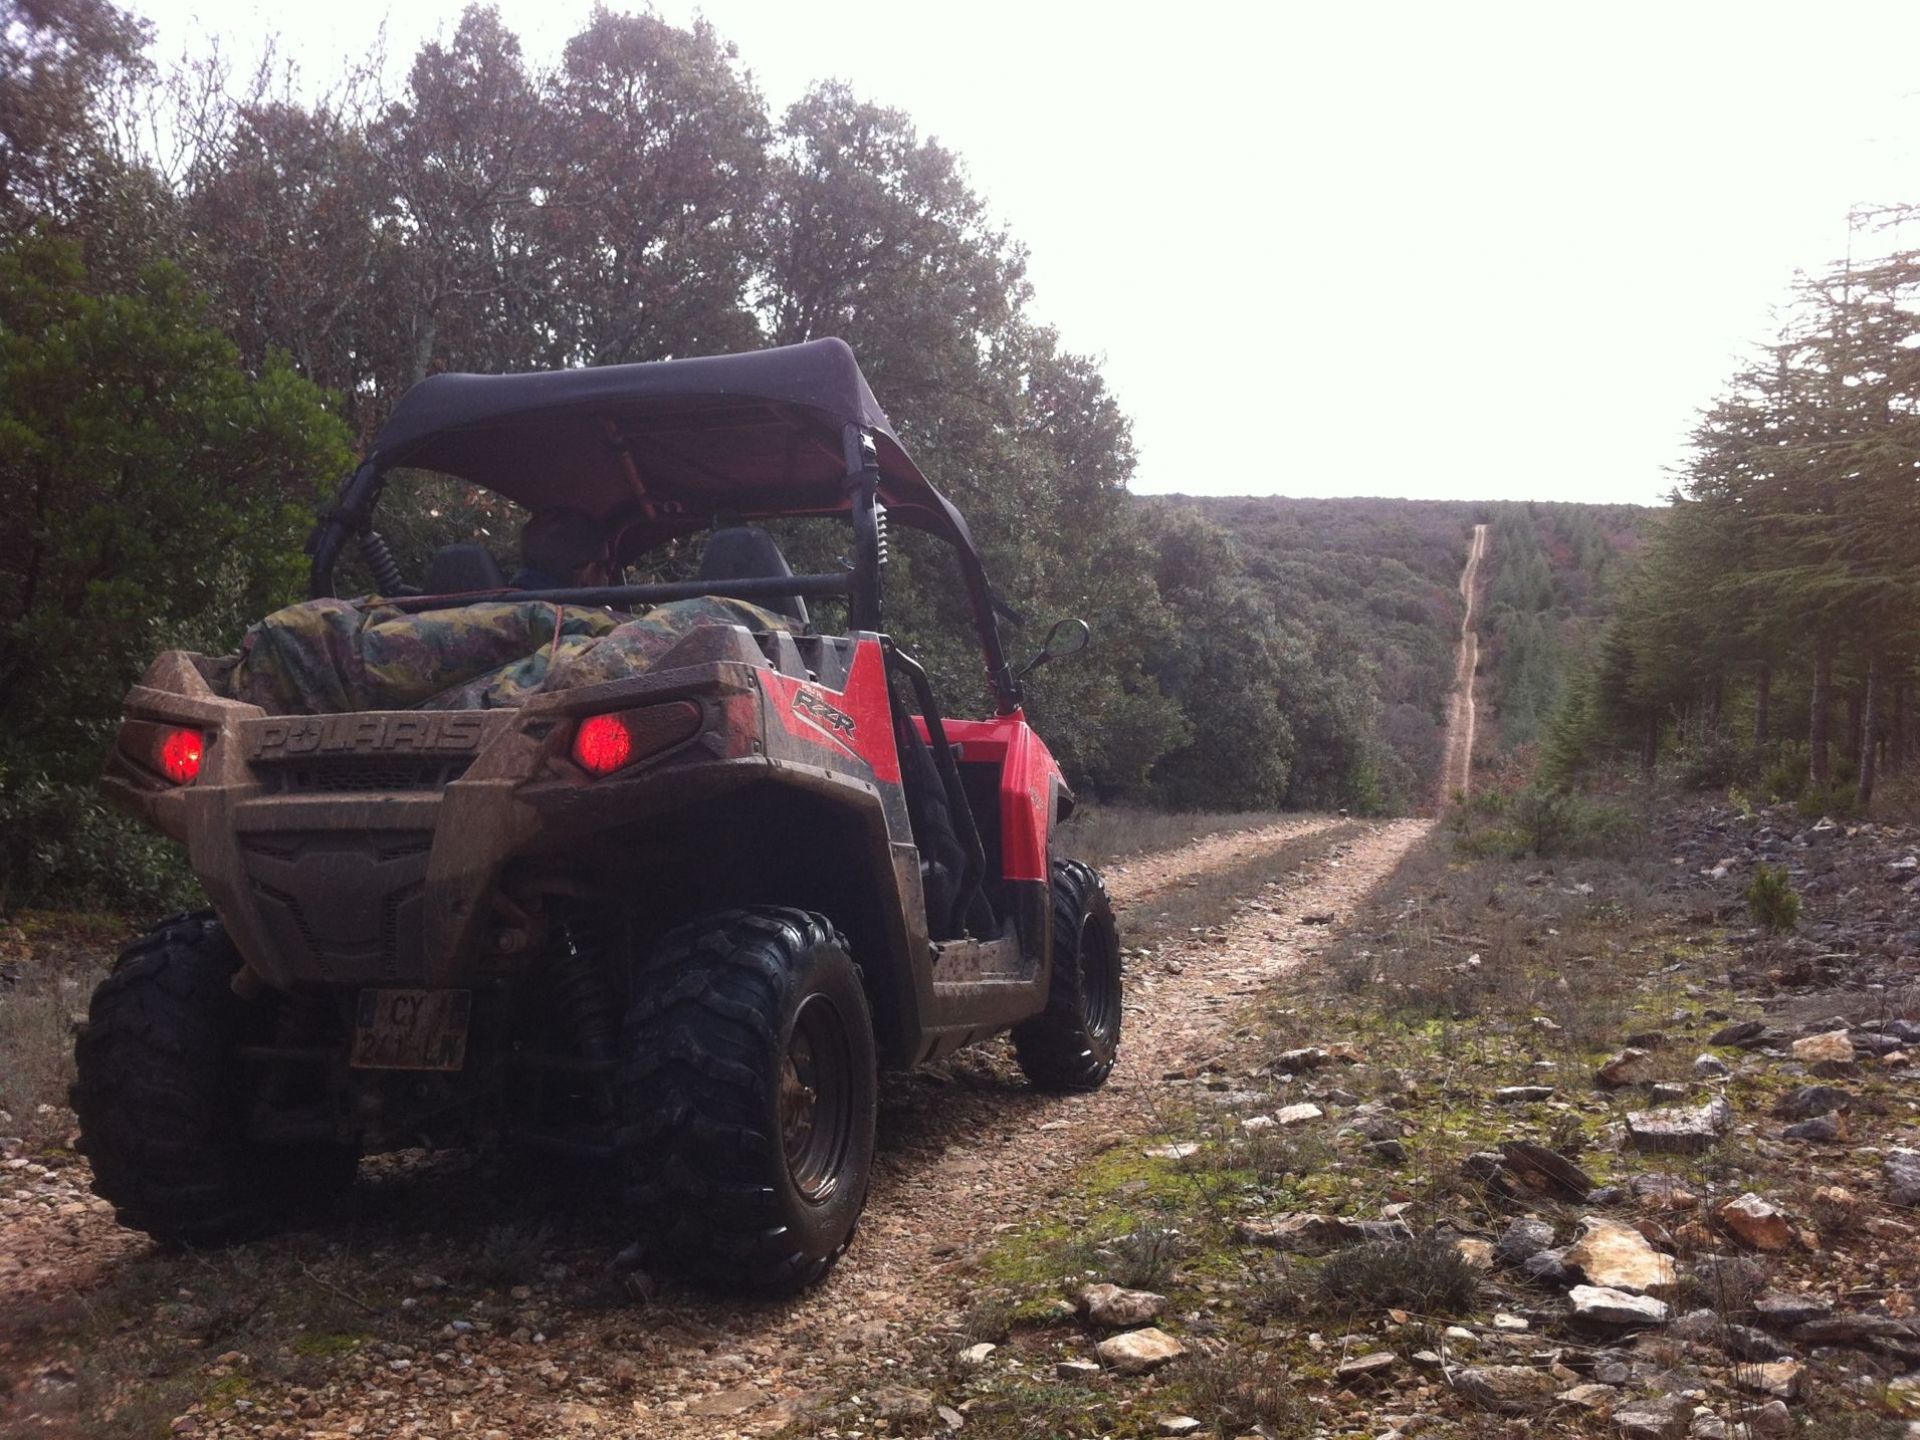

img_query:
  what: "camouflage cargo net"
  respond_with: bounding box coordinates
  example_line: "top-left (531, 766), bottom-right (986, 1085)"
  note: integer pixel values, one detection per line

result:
top-left (225, 596), bottom-right (793, 715)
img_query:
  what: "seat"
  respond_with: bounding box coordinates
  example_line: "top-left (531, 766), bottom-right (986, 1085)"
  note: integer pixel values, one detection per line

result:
top-left (423, 543), bottom-right (506, 595)
top-left (695, 527), bottom-right (809, 627)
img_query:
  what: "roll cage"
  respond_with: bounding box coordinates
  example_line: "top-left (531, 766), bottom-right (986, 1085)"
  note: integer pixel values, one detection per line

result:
top-left (305, 339), bottom-right (1024, 714)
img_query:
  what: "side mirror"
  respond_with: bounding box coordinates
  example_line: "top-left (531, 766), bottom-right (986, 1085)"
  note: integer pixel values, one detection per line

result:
top-left (1017, 617), bottom-right (1091, 679)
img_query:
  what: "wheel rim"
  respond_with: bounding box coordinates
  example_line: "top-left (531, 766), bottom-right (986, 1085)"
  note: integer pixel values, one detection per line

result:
top-left (1080, 919), bottom-right (1122, 1049)
top-left (780, 994), bottom-right (856, 1204)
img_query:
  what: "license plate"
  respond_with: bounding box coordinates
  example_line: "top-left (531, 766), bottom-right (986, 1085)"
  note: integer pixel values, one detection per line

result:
top-left (351, 988), bottom-right (472, 1071)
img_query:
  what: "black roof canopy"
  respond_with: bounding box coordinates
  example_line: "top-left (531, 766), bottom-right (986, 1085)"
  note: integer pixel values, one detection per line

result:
top-left (366, 338), bottom-right (978, 562)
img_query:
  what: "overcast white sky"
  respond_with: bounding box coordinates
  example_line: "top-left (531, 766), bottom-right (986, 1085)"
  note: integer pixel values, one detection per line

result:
top-left (132, 0), bottom-right (1920, 504)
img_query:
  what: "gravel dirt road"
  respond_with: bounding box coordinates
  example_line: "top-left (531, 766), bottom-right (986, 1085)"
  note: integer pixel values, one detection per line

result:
top-left (0, 814), bottom-right (1434, 1438)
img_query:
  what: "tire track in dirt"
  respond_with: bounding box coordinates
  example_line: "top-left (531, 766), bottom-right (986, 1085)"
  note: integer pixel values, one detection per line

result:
top-left (1441, 521), bottom-right (1488, 803)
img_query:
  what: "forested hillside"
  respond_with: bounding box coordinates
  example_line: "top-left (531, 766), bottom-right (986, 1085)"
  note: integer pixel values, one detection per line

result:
top-left (0, 0), bottom-right (1646, 911)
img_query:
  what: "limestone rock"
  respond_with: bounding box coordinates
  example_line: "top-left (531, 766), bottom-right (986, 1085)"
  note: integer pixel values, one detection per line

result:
top-left (1791, 1030), bottom-right (1853, 1068)
top-left (1613, 1395), bottom-right (1690, 1440)
top-left (1885, 1148), bottom-right (1920, 1207)
top-left (1495, 1086), bottom-right (1556, 1103)
top-left (1626, 1097), bottom-right (1733, 1155)
top-left (1334, 1351), bottom-right (1398, 1383)
top-left (1455, 1238), bottom-right (1494, 1270)
top-left (1693, 1053), bottom-right (1732, 1079)
top-left (1781, 1115), bottom-right (1845, 1142)
top-left (1752, 1292), bottom-right (1831, 1328)
top-left (1597, 1047), bottom-right (1657, 1088)
top-left (1155, 1419), bottom-right (1201, 1437)
top-left (1565, 1215), bottom-right (1678, 1294)
top-left (1494, 1217), bottom-right (1556, 1268)
top-left (1774, 1083), bottom-right (1852, 1119)
top-left (1737, 1401), bottom-right (1793, 1437)
top-left (1453, 1364), bottom-right (1559, 1413)
top-left (872, 1388), bottom-right (935, 1420)
top-left (1080, 1284), bottom-right (1168, 1328)
top-left (958, 1342), bottom-right (997, 1366)
top-left (1275, 1102), bottom-right (1323, 1126)
top-left (1056, 1359), bottom-right (1102, 1381)
top-left (1096, 1328), bottom-right (1186, 1375)
top-left (1557, 1382), bottom-right (1620, 1409)
top-left (1569, 1284), bottom-right (1670, 1326)
top-left (1717, 1194), bottom-right (1793, 1252)
top-left (1737, 1360), bottom-right (1806, 1400)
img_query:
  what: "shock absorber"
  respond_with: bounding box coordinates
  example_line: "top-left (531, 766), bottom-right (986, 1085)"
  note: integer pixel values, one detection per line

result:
top-left (358, 529), bottom-right (407, 597)
top-left (551, 908), bottom-right (620, 1065)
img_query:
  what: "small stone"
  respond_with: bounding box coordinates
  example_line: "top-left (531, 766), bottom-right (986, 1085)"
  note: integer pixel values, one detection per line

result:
top-left (1690, 1413), bottom-right (1730, 1440)
top-left (1454, 1365), bottom-right (1560, 1413)
top-left (1626, 1097), bottom-right (1733, 1155)
top-left (1274, 1046), bottom-right (1334, 1071)
top-left (1738, 1401), bottom-right (1793, 1437)
top-left (1494, 1217), bottom-right (1556, 1267)
top-left (1495, 1086), bottom-right (1556, 1103)
top-left (1557, 1382), bottom-right (1620, 1409)
top-left (1454, 1238), bottom-right (1494, 1270)
top-left (1752, 1291), bottom-right (1831, 1327)
top-left (1499, 1140), bottom-right (1594, 1200)
top-left (1693, 1053), bottom-right (1732, 1078)
top-left (872, 1387), bottom-right (935, 1419)
top-left (1275, 1102), bottom-right (1323, 1126)
top-left (1710, 1020), bottom-right (1765, 1046)
top-left (1737, 1360), bottom-right (1806, 1400)
top-left (1156, 1419), bottom-right (1202, 1438)
top-left (686, 1386), bottom-right (767, 1418)
top-left (1335, 1351), bottom-right (1399, 1383)
top-left (937, 1404), bottom-right (965, 1431)
top-left (1782, 1115), bottom-right (1844, 1142)
top-left (1717, 1194), bottom-right (1794, 1252)
top-left (1240, 1114), bottom-right (1276, 1132)
top-left (1492, 1312), bottom-right (1529, 1331)
top-left (1598, 1048), bottom-right (1658, 1088)
top-left (1096, 1328), bottom-right (1186, 1375)
top-left (1791, 1030), bottom-right (1853, 1068)
top-left (958, 1342), bottom-right (997, 1366)
top-left (1144, 1143), bottom-right (1199, 1161)
top-left (1056, 1359), bottom-right (1102, 1381)
top-left (1886, 1148), bottom-right (1920, 1207)
top-left (1565, 1215), bottom-right (1678, 1293)
top-left (1522, 1249), bottom-right (1575, 1285)
top-left (1775, 1083), bottom-right (1853, 1119)
top-left (1570, 1284), bottom-right (1670, 1326)
top-left (1080, 1284), bottom-right (1168, 1328)
top-left (1613, 1395), bottom-right (1690, 1440)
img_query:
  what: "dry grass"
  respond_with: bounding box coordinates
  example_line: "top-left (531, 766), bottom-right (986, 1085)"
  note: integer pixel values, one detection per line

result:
top-left (0, 962), bottom-right (107, 1143)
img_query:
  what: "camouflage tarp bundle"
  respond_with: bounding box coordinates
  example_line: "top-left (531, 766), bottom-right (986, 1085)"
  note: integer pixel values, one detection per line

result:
top-left (226, 596), bottom-right (791, 714)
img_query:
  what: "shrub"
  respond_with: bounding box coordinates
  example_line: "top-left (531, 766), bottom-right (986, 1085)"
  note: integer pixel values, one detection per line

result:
top-left (1797, 781), bottom-right (1860, 821)
top-left (1178, 1344), bottom-right (1306, 1434)
top-left (1678, 734), bottom-right (1753, 790)
top-left (1760, 746), bottom-right (1807, 804)
top-left (1747, 864), bottom-right (1801, 933)
top-left (1452, 784), bottom-right (1637, 860)
top-left (1314, 1236), bottom-right (1480, 1317)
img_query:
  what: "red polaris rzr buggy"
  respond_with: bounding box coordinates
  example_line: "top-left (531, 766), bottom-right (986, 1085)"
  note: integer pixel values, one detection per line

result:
top-left (78, 338), bottom-right (1121, 1292)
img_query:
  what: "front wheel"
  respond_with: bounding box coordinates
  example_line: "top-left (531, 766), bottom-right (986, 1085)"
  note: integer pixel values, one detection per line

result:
top-left (1014, 860), bottom-right (1123, 1092)
top-left (613, 908), bottom-right (877, 1294)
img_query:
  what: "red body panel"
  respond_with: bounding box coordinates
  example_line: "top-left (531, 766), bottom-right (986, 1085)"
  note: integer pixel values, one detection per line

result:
top-left (930, 713), bottom-right (1060, 884)
top-left (759, 639), bottom-right (902, 784)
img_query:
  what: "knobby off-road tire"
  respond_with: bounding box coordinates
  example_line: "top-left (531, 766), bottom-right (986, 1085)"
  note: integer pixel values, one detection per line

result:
top-left (1013, 860), bottom-right (1122, 1092)
top-left (72, 912), bottom-right (358, 1245)
top-left (613, 908), bottom-right (877, 1294)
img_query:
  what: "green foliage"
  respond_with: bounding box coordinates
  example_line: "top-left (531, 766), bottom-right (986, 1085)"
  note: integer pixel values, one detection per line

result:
top-left (1746, 863), bottom-right (1801, 932)
top-left (1796, 781), bottom-right (1860, 821)
top-left (1452, 783), bottom-right (1638, 860)
top-left (0, 232), bottom-right (351, 907)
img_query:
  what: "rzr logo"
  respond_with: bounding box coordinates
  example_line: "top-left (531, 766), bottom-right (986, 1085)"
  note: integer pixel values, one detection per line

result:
top-left (793, 688), bottom-right (857, 743)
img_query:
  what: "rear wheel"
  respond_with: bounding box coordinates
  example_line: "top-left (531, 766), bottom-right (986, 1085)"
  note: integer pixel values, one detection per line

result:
top-left (1014, 860), bottom-right (1122, 1092)
top-left (613, 908), bottom-right (876, 1293)
top-left (72, 913), bottom-right (358, 1244)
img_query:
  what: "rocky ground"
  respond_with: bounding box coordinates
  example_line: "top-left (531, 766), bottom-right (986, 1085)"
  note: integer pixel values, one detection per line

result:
top-left (816, 795), bottom-right (1918, 1440)
top-left (0, 813), bottom-right (1429, 1439)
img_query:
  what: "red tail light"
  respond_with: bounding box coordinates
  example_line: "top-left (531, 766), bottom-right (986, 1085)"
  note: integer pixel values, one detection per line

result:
top-left (569, 701), bottom-right (702, 778)
top-left (572, 714), bottom-right (634, 776)
top-left (158, 727), bottom-right (204, 784)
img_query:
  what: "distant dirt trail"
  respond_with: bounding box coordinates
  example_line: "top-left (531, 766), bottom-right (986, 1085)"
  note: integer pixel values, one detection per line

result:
top-left (1441, 522), bottom-right (1488, 803)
